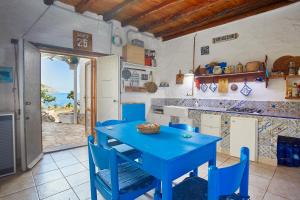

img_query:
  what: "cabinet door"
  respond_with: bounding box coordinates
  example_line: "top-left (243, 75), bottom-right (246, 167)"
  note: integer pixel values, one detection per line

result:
top-left (148, 113), bottom-right (169, 125)
top-left (230, 117), bottom-right (258, 161)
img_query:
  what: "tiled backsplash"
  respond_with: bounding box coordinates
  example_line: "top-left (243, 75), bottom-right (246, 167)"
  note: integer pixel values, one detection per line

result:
top-left (151, 98), bottom-right (300, 119)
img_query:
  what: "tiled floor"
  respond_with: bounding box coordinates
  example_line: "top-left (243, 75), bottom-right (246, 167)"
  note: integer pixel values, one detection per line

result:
top-left (0, 147), bottom-right (299, 200)
top-left (42, 122), bottom-right (87, 152)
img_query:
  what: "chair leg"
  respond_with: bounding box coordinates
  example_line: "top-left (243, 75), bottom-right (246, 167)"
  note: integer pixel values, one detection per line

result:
top-left (154, 181), bottom-right (161, 200)
top-left (90, 179), bottom-right (97, 200)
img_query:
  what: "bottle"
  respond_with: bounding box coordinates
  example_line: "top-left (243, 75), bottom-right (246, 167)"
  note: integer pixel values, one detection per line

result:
top-left (292, 83), bottom-right (298, 97)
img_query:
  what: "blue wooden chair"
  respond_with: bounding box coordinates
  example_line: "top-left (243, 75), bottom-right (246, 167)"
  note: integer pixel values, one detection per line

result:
top-left (169, 122), bottom-right (200, 133)
top-left (173, 147), bottom-right (250, 200)
top-left (96, 120), bottom-right (140, 158)
top-left (88, 135), bottom-right (161, 200)
top-left (169, 122), bottom-right (200, 176)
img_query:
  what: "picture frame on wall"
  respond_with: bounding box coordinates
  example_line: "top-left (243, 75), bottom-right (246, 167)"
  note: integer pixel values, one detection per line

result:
top-left (0, 67), bottom-right (13, 83)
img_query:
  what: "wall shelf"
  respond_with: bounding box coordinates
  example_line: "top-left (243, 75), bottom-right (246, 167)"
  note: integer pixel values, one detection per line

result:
top-left (195, 71), bottom-right (268, 88)
top-left (122, 61), bottom-right (156, 71)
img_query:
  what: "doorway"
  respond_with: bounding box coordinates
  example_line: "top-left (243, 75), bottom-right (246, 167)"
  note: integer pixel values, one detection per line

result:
top-left (41, 52), bottom-right (91, 152)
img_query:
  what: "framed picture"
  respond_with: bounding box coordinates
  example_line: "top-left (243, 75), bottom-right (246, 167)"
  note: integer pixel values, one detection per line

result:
top-left (201, 46), bottom-right (209, 55)
top-left (0, 67), bottom-right (13, 83)
top-left (73, 30), bottom-right (93, 51)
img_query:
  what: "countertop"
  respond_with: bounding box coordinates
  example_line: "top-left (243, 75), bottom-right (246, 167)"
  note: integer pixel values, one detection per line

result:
top-left (152, 105), bottom-right (300, 120)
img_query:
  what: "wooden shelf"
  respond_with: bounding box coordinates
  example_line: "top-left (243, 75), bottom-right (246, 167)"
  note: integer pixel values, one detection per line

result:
top-left (124, 86), bottom-right (147, 93)
top-left (285, 96), bottom-right (300, 100)
top-left (122, 61), bottom-right (156, 71)
top-left (286, 75), bottom-right (300, 79)
top-left (195, 71), bottom-right (268, 87)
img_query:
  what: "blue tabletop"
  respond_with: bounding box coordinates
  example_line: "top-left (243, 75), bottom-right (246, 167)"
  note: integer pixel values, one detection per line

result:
top-left (96, 121), bottom-right (221, 161)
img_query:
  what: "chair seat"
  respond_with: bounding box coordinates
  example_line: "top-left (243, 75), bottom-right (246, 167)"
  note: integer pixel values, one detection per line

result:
top-left (97, 162), bottom-right (155, 194)
top-left (108, 138), bottom-right (121, 146)
top-left (113, 143), bottom-right (139, 154)
top-left (173, 177), bottom-right (242, 200)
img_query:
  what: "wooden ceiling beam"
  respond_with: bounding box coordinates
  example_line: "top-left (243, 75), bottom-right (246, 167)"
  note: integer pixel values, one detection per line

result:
top-left (121, 0), bottom-right (178, 27)
top-left (103, 0), bottom-right (138, 21)
top-left (75, 0), bottom-right (94, 13)
top-left (157, 0), bottom-right (294, 40)
top-left (139, 0), bottom-right (220, 32)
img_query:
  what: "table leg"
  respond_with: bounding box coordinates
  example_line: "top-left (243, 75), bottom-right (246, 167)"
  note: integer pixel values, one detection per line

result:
top-left (162, 179), bottom-right (172, 200)
top-left (208, 146), bottom-right (217, 167)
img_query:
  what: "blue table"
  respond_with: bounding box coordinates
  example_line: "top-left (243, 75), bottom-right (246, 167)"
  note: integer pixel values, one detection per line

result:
top-left (96, 121), bottom-right (221, 200)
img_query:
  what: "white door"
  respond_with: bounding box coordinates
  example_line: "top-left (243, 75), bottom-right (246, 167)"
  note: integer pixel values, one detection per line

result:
top-left (23, 41), bottom-right (43, 169)
top-left (96, 55), bottom-right (120, 122)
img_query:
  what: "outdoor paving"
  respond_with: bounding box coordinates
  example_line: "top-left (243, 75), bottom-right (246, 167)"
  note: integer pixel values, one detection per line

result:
top-left (42, 122), bottom-right (87, 153)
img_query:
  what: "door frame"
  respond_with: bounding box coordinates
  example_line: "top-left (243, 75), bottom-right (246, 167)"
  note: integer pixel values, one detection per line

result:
top-left (20, 41), bottom-right (102, 169)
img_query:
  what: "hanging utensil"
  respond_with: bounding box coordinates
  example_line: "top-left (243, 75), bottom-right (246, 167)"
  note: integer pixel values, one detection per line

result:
top-left (240, 80), bottom-right (252, 96)
top-left (144, 71), bottom-right (158, 93)
top-left (218, 78), bottom-right (228, 93)
top-left (122, 68), bottom-right (131, 80)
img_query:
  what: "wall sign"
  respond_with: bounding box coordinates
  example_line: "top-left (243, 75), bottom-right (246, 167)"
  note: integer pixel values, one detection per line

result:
top-left (73, 30), bottom-right (93, 51)
top-left (0, 67), bottom-right (13, 83)
top-left (212, 33), bottom-right (239, 44)
top-left (201, 46), bottom-right (209, 55)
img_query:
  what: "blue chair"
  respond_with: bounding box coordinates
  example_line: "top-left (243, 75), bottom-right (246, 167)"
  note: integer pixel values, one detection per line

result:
top-left (96, 120), bottom-right (141, 159)
top-left (169, 122), bottom-right (200, 176)
top-left (169, 122), bottom-right (200, 133)
top-left (173, 147), bottom-right (250, 200)
top-left (88, 135), bottom-right (161, 200)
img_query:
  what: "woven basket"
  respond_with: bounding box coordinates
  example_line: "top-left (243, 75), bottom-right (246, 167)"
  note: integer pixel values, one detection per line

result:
top-left (137, 124), bottom-right (160, 134)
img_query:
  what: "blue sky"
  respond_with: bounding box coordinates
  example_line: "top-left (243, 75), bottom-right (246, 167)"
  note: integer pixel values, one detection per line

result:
top-left (41, 58), bottom-right (80, 93)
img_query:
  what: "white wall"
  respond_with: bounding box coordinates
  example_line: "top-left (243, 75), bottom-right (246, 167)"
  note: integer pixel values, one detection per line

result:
top-left (158, 2), bottom-right (300, 101)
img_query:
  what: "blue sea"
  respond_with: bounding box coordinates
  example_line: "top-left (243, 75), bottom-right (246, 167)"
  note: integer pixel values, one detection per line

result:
top-left (44, 93), bottom-right (74, 107)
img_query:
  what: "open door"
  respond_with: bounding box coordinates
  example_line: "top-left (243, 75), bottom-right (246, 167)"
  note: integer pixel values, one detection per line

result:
top-left (23, 41), bottom-right (42, 169)
top-left (96, 55), bottom-right (120, 122)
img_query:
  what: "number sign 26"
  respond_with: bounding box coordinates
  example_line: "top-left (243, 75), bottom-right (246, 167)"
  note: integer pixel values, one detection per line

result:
top-left (73, 30), bottom-right (92, 51)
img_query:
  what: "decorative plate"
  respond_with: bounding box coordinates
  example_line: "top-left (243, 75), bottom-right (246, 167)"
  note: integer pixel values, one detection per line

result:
top-left (200, 83), bottom-right (208, 92)
top-left (230, 83), bottom-right (238, 91)
top-left (240, 82), bottom-right (252, 96)
top-left (209, 83), bottom-right (217, 92)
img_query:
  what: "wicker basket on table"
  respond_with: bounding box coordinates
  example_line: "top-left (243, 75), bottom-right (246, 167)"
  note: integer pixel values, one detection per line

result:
top-left (137, 123), bottom-right (160, 134)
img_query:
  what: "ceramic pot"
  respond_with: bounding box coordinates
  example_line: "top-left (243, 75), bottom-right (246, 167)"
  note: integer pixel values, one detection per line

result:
top-left (236, 62), bottom-right (244, 73)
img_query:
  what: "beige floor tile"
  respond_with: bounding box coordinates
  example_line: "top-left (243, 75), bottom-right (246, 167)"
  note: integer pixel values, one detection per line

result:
top-left (268, 173), bottom-right (300, 200)
top-left (38, 154), bottom-right (55, 165)
top-left (33, 169), bottom-right (64, 186)
top-left (219, 157), bottom-right (240, 167)
top-left (55, 157), bottom-right (79, 168)
top-left (249, 174), bottom-right (271, 191)
top-left (0, 187), bottom-right (38, 200)
top-left (66, 170), bottom-right (89, 187)
top-left (51, 151), bottom-right (75, 162)
top-left (216, 152), bottom-right (231, 163)
top-left (36, 178), bottom-right (70, 199)
top-left (0, 171), bottom-right (35, 197)
top-left (73, 153), bottom-right (88, 162)
top-left (60, 163), bottom-right (86, 177)
top-left (43, 189), bottom-right (79, 200)
top-left (32, 162), bottom-right (58, 175)
top-left (81, 161), bottom-right (89, 169)
top-left (73, 182), bottom-right (91, 200)
top-left (248, 185), bottom-right (266, 200)
top-left (250, 164), bottom-right (275, 180)
top-left (263, 192), bottom-right (289, 200)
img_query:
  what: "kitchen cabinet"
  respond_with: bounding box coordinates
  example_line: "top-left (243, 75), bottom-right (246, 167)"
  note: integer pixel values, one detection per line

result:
top-left (147, 113), bottom-right (170, 125)
top-left (230, 117), bottom-right (258, 161)
top-left (201, 114), bottom-right (221, 151)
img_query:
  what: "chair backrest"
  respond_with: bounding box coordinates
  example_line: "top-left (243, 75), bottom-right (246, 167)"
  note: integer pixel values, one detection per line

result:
top-left (96, 120), bottom-right (125, 127)
top-left (122, 103), bottom-right (145, 122)
top-left (208, 147), bottom-right (249, 200)
top-left (169, 122), bottom-right (200, 133)
top-left (88, 135), bottom-right (111, 170)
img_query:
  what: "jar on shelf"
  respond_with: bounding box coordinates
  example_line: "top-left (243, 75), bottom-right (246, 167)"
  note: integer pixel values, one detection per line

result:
top-left (289, 61), bottom-right (296, 75)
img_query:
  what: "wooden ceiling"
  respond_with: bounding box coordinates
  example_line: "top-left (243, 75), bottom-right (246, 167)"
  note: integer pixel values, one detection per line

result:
top-left (59, 0), bottom-right (298, 41)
